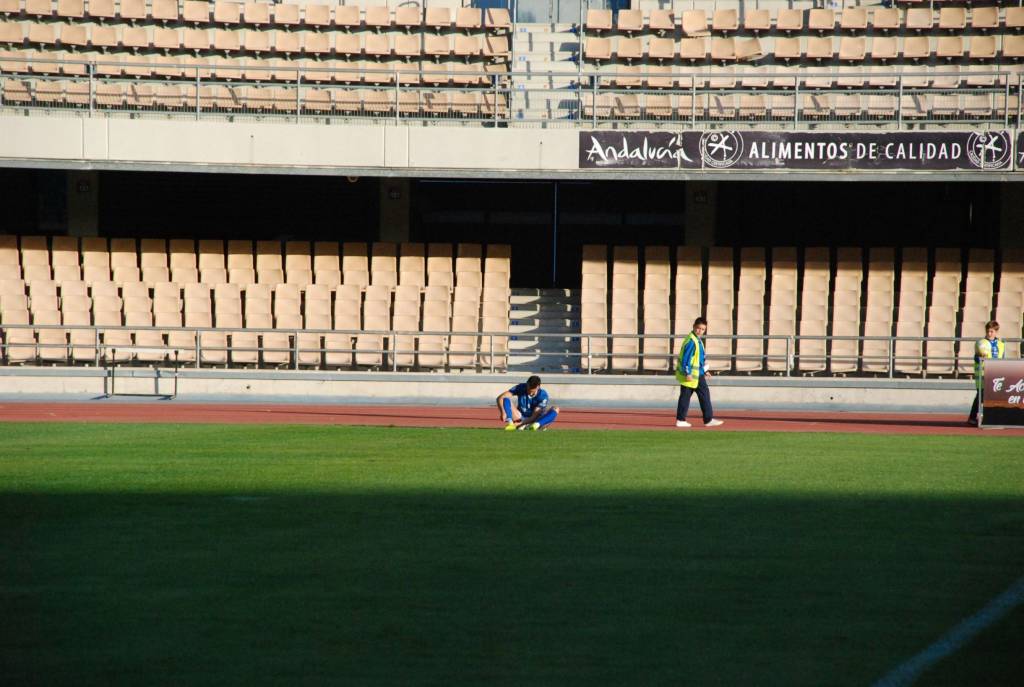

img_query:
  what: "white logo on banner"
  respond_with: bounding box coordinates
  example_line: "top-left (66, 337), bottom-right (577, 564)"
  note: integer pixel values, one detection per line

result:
top-left (583, 134), bottom-right (693, 165)
top-left (967, 132), bottom-right (1011, 169)
top-left (699, 131), bottom-right (744, 168)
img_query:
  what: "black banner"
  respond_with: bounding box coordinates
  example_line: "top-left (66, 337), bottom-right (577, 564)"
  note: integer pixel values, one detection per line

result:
top-left (982, 359), bottom-right (1024, 427)
top-left (579, 130), bottom-right (1013, 171)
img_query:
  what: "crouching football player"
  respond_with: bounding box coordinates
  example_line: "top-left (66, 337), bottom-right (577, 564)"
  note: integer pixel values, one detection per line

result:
top-left (496, 375), bottom-right (559, 431)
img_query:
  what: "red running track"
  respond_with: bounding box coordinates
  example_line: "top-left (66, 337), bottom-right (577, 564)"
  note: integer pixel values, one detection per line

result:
top-left (1, 402), bottom-right (1022, 436)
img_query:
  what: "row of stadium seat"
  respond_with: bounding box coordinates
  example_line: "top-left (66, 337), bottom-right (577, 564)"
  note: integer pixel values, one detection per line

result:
top-left (581, 91), bottom-right (1008, 122)
top-left (0, 237), bottom-right (512, 369)
top-left (584, 34), bottom-right (1024, 64)
top-left (0, 1), bottom-right (513, 33)
top-left (585, 7), bottom-right (1023, 36)
top-left (1, 78), bottom-right (509, 116)
top-left (0, 22), bottom-right (513, 59)
top-left (0, 236), bottom-right (510, 289)
top-left (0, 51), bottom-right (508, 81)
top-left (590, 66), bottom-right (1014, 90)
top-left (0, 280), bottom-right (509, 368)
top-left (580, 245), bottom-right (1024, 376)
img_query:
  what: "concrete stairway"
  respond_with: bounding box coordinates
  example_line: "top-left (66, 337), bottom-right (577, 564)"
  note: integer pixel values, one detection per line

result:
top-left (508, 288), bottom-right (582, 372)
top-left (510, 23), bottom-right (581, 124)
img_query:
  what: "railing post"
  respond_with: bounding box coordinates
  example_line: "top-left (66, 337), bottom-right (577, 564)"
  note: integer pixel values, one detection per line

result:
top-left (587, 335), bottom-right (592, 374)
top-left (897, 74), bottom-right (903, 130)
top-left (691, 74), bottom-right (696, 126)
top-left (195, 330), bottom-right (201, 369)
top-left (592, 74), bottom-right (598, 127)
top-left (1018, 72), bottom-right (1022, 127)
top-left (494, 73), bottom-right (500, 125)
top-left (794, 77), bottom-right (801, 130)
top-left (785, 335), bottom-right (792, 377)
top-left (293, 330), bottom-right (299, 370)
top-left (489, 333), bottom-right (495, 374)
top-left (1005, 75), bottom-right (1011, 129)
top-left (395, 70), bottom-right (401, 124)
top-left (94, 327), bottom-right (100, 366)
top-left (296, 71), bottom-right (302, 123)
top-left (888, 337), bottom-right (894, 379)
top-left (88, 62), bottom-right (94, 116)
top-left (195, 66), bottom-right (201, 120)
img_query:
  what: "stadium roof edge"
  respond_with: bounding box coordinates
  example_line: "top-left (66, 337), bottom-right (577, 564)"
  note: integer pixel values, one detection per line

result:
top-left (1, 157), bottom-right (1021, 183)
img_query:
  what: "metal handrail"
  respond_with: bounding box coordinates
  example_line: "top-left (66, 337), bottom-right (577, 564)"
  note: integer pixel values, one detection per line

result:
top-left (1, 323), bottom-right (1019, 377)
top-left (1, 60), bottom-right (1018, 128)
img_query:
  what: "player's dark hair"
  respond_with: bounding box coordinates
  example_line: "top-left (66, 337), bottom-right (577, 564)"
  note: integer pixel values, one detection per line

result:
top-left (527, 375), bottom-right (541, 389)
top-left (986, 320), bottom-right (1000, 331)
top-left (693, 317), bottom-right (708, 328)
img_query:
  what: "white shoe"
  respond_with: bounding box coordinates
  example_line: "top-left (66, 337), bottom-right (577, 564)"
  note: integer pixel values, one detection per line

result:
top-left (675, 420), bottom-right (692, 428)
top-left (704, 419), bottom-right (724, 427)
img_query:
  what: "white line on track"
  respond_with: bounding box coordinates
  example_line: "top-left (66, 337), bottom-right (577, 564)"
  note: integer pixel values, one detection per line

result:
top-left (872, 573), bottom-right (1024, 687)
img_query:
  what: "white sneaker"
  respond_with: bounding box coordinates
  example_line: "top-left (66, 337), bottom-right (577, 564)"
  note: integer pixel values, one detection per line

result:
top-left (704, 419), bottom-right (724, 427)
top-left (675, 420), bottom-right (692, 428)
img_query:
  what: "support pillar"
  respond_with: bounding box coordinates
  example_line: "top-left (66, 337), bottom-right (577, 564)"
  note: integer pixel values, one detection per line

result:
top-left (999, 182), bottom-right (1024, 249)
top-left (684, 180), bottom-right (716, 247)
top-left (66, 171), bottom-right (99, 237)
top-left (379, 178), bottom-right (410, 243)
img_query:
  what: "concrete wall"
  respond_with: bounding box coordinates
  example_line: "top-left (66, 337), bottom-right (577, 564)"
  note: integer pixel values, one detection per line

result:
top-left (0, 116), bottom-right (582, 175)
top-left (0, 367), bottom-right (977, 414)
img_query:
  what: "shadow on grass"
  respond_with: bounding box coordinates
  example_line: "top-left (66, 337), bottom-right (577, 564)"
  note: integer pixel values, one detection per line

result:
top-left (2, 490), bottom-right (1022, 687)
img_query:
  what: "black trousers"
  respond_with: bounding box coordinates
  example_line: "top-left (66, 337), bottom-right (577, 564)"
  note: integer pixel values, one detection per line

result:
top-left (677, 375), bottom-right (714, 424)
top-left (969, 391), bottom-right (980, 423)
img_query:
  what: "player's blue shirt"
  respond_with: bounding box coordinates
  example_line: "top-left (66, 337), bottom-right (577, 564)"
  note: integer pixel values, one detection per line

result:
top-left (510, 384), bottom-right (550, 417)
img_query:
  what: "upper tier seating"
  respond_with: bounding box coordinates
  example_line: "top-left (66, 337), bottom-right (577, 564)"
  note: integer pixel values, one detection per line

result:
top-left (0, 0), bottom-right (511, 116)
top-left (0, 234), bottom-right (511, 370)
top-left (579, 3), bottom-right (1024, 123)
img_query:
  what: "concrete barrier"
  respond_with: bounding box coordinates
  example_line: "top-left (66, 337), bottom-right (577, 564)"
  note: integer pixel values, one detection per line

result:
top-left (0, 367), bottom-right (975, 413)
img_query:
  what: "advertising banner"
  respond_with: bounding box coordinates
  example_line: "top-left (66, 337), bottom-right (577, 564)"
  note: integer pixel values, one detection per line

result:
top-left (579, 130), bottom-right (1014, 171)
top-left (981, 359), bottom-right (1024, 428)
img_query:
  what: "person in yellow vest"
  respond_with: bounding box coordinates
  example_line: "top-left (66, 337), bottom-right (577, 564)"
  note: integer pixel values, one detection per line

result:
top-left (675, 317), bottom-right (724, 428)
top-left (968, 320), bottom-right (1005, 426)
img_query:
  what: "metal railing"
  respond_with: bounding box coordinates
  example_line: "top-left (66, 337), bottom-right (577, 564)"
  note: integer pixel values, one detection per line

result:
top-left (1, 59), bottom-right (1021, 129)
top-left (1, 322), bottom-right (1019, 378)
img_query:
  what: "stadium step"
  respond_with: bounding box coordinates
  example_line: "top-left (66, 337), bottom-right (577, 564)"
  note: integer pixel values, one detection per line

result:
top-left (508, 287), bottom-right (582, 372)
top-left (509, 312), bottom-right (577, 322)
top-left (510, 20), bottom-right (580, 119)
top-left (510, 288), bottom-right (576, 300)
top-left (509, 296), bottom-right (581, 311)
top-left (509, 336), bottom-right (579, 351)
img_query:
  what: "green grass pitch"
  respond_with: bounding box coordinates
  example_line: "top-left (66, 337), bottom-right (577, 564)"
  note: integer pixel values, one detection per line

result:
top-left (1, 423), bottom-right (1022, 686)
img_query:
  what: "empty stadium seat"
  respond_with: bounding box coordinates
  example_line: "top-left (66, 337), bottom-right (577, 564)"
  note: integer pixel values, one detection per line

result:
top-left (860, 249), bottom-right (895, 374)
top-left (797, 248), bottom-right (829, 374)
top-left (703, 247), bottom-right (733, 372)
top-left (426, 243), bottom-right (454, 289)
top-left (580, 245), bottom-right (608, 371)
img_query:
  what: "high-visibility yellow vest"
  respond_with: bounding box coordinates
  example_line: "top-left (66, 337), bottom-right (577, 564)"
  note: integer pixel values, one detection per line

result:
top-left (974, 337), bottom-right (1005, 390)
top-left (675, 332), bottom-right (704, 389)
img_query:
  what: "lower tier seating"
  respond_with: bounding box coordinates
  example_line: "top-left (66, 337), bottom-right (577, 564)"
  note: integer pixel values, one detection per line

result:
top-left (0, 235), bottom-right (512, 370)
top-left (581, 244), bottom-right (1024, 376)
